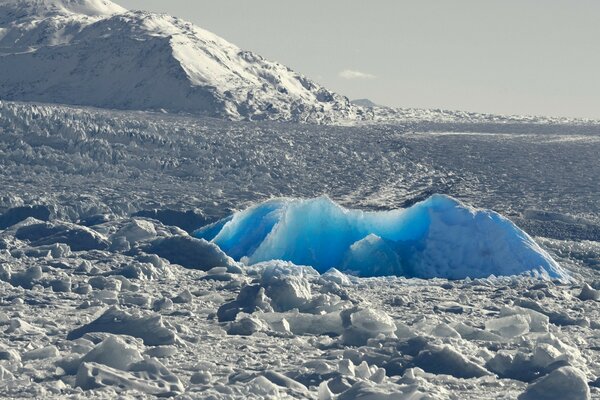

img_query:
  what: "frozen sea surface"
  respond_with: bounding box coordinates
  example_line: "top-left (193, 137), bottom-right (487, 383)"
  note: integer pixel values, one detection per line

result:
top-left (0, 100), bottom-right (599, 399)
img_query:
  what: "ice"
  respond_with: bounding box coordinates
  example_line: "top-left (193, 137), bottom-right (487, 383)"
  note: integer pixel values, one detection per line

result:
top-left (172, 289), bottom-right (193, 304)
top-left (0, 366), bottom-right (14, 381)
top-left (8, 265), bottom-right (43, 289)
top-left (0, 347), bottom-right (20, 363)
top-left (263, 370), bottom-right (308, 394)
top-left (259, 310), bottom-right (345, 336)
top-left (142, 235), bottom-right (236, 271)
top-left (22, 345), bottom-right (59, 361)
top-left (320, 268), bottom-right (353, 286)
top-left (190, 370), bottom-right (212, 385)
top-left (412, 345), bottom-right (491, 379)
top-left (485, 314), bottom-right (531, 338)
top-left (145, 345), bottom-right (177, 359)
top-left (518, 366), bottom-right (590, 400)
top-left (430, 323), bottom-right (461, 339)
top-left (246, 376), bottom-right (280, 397)
top-left (67, 306), bottom-right (177, 346)
top-left (49, 275), bottom-right (72, 293)
top-left (257, 262), bottom-right (313, 311)
top-left (111, 219), bottom-right (156, 244)
top-left (15, 220), bottom-right (109, 251)
top-left (0, 205), bottom-right (52, 229)
top-left (132, 209), bottom-right (207, 234)
top-left (342, 308), bottom-right (397, 346)
top-left (5, 318), bottom-right (44, 335)
top-left (578, 283), bottom-right (600, 301)
top-left (196, 195), bottom-right (567, 279)
top-left (217, 284), bottom-right (274, 322)
top-left (76, 359), bottom-right (184, 395)
top-left (499, 306), bottom-right (549, 333)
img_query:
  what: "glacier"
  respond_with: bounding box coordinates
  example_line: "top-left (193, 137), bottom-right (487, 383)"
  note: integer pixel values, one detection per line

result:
top-left (195, 195), bottom-right (567, 280)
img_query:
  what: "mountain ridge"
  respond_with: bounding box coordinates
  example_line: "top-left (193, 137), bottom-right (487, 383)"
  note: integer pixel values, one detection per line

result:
top-left (0, 0), bottom-right (369, 123)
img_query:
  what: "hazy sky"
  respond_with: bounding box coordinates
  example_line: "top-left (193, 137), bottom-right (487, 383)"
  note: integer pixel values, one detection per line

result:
top-left (118, 1), bottom-right (600, 119)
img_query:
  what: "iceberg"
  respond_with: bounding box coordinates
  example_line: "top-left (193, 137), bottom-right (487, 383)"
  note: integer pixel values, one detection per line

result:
top-left (195, 195), bottom-right (567, 280)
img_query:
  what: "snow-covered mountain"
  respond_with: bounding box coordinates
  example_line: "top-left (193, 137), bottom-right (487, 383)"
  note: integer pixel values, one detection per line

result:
top-left (0, 0), bottom-right (368, 122)
top-left (351, 98), bottom-right (385, 108)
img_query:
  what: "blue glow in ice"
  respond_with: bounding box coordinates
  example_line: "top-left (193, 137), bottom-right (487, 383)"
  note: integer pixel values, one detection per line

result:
top-left (195, 195), bottom-right (567, 280)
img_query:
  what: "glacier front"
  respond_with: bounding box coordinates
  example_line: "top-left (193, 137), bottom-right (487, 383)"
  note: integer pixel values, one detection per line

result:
top-left (195, 195), bottom-right (567, 280)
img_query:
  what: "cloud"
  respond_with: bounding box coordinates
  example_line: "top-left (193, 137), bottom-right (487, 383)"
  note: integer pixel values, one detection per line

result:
top-left (338, 69), bottom-right (376, 80)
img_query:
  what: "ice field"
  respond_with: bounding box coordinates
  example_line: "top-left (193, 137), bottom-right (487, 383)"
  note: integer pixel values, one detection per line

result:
top-left (1, 0), bottom-right (599, 398)
top-left (0, 100), bottom-right (599, 398)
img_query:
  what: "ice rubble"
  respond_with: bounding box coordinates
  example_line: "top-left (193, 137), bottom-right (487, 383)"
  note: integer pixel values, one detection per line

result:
top-left (196, 195), bottom-right (567, 280)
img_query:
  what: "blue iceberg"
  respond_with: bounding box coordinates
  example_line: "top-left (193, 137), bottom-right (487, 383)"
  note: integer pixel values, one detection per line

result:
top-left (195, 195), bottom-right (567, 280)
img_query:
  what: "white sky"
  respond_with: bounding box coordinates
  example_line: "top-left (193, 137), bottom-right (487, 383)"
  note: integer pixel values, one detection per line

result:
top-left (118, 0), bottom-right (600, 119)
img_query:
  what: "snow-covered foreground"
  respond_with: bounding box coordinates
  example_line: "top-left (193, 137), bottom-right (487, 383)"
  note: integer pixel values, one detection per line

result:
top-left (1, 100), bottom-right (600, 398)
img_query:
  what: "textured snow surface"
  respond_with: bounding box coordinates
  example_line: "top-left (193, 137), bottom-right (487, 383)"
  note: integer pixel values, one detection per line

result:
top-left (0, 101), bottom-right (598, 398)
top-left (197, 195), bottom-right (566, 280)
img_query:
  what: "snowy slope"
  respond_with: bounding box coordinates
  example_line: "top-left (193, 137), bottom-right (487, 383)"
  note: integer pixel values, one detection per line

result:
top-left (0, 0), bottom-right (368, 122)
top-left (0, 0), bottom-right (124, 48)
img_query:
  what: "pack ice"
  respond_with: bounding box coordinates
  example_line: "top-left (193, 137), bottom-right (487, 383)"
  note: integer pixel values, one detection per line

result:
top-left (196, 195), bottom-right (566, 280)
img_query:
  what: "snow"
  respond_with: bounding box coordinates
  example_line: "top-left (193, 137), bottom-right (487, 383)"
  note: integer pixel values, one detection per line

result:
top-left (0, 0), bottom-right (364, 123)
top-left (67, 306), bottom-right (178, 346)
top-left (518, 366), bottom-right (590, 400)
top-left (76, 358), bottom-right (184, 395)
top-left (78, 335), bottom-right (143, 370)
top-left (0, 103), bottom-right (595, 399)
top-left (196, 195), bottom-right (566, 280)
top-left (1, 1), bottom-right (595, 125)
top-left (0, 4), bottom-right (598, 397)
top-left (0, 0), bottom-right (126, 17)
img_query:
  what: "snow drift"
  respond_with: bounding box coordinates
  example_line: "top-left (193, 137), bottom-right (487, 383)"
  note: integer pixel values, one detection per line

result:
top-left (195, 195), bottom-right (567, 280)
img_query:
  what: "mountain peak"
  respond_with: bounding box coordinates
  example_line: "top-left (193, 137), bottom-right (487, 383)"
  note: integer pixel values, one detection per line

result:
top-left (0, 0), bottom-right (126, 18)
top-left (0, 0), bottom-right (370, 123)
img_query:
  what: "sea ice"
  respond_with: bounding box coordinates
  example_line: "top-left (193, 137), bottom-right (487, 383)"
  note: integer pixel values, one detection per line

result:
top-left (76, 359), bottom-right (184, 396)
top-left (67, 306), bottom-right (177, 346)
top-left (196, 195), bottom-right (567, 279)
top-left (412, 345), bottom-right (490, 379)
top-left (142, 235), bottom-right (236, 271)
top-left (518, 366), bottom-right (590, 400)
top-left (79, 335), bottom-right (143, 370)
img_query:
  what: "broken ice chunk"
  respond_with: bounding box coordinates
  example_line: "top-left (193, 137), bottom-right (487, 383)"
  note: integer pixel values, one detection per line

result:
top-left (485, 314), bottom-right (530, 338)
top-left (76, 359), bottom-right (184, 396)
top-left (79, 335), bottom-right (143, 371)
top-left (413, 345), bottom-right (490, 379)
top-left (67, 306), bottom-right (177, 346)
top-left (578, 283), bottom-right (599, 301)
top-left (197, 195), bottom-right (567, 280)
top-left (341, 308), bottom-right (397, 346)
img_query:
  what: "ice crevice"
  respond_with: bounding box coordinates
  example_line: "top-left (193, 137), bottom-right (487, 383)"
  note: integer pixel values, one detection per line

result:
top-left (195, 194), bottom-right (567, 280)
